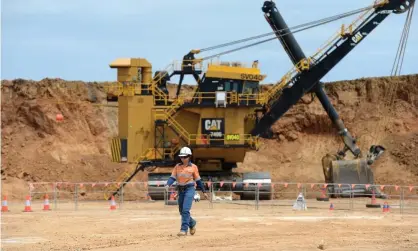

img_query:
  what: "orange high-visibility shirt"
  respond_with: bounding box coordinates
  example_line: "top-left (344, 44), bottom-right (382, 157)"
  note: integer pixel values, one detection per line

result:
top-left (170, 162), bottom-right (201, 186)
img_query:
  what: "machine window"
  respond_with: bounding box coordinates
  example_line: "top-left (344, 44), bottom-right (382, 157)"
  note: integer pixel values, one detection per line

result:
top-left (224, 81), bottom-right (231, 91)
top-left (243, 81), bottom-right (259, 94)
top-left (223, 79), bottom-right (240, 92)
top-left (217, 82), bottom-right (224, 91)
top-left (233, 81), bottom-right (240, 92)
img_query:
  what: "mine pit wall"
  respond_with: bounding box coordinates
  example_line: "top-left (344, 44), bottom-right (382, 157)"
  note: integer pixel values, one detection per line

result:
top-left (1, 74), bottom-right (418, 200)
top-left (237, 75), bottom-right (418, 186)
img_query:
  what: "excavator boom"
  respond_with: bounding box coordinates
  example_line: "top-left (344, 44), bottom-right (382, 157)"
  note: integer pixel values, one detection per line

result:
top-left (254, 0), bottom-right (413, 137)
top-left (252, 0), bottom-right (414, 197)
top-left (259, 0), bottom-right (362, 158)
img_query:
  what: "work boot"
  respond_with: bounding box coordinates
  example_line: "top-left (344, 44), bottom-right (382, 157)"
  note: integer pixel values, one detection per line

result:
top-left (190, 225), bottom-right (196, 235)
top-left (177, 231), bottom-right (187, 236)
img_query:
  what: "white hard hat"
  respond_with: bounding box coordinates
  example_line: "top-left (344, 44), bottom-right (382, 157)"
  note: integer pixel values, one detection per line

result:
top-left (178, 147), bottom-right (192, 157)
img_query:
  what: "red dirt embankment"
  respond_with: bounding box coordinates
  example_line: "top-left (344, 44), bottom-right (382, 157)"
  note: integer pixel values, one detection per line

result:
top-left (1, 78), bottom-right (141, 198)
top-left (239, 75), bottom-right (418, 186)
top-left (1, 75), bottom-right (418, 198)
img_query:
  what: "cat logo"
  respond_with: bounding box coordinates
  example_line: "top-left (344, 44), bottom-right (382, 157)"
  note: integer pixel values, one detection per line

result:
top-left (351, 32), bottom-right (364, 44)
top-left (204, 119), bottom-right (222, 131)
top-left (202, 118), bottom-right (225, 144)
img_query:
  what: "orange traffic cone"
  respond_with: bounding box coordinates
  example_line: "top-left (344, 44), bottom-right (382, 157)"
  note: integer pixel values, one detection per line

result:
top-left (109, 196), bottom-right (117, 210)
top-left (165, 189), bottom-right (178, 206)
top-left (43, 194), bottom-right (51, 211)
top-left (366, 189), bottom-right (380, 208)
top-left (169, 189), bottom-right (177, 201)
top-left (23, 195), bottom-right (33, 212)
top-left (382, 201), bottom-right (390, 213)
top-left (316, 188), bottom-right (329, 201)
top-left (1, 195), bottom-right (9, 212)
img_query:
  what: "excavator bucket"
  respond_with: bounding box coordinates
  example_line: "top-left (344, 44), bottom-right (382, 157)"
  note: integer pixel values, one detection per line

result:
top-left (322, 145), bottom-right (386, 199)
top-left (328, 159), bottom-right (386, 198)
top-left (331, 159), bottom-right (373, 186)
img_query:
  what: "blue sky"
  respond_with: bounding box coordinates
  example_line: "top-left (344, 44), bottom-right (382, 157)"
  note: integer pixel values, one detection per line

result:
top-left (1, 0), bottom-right (417, 84)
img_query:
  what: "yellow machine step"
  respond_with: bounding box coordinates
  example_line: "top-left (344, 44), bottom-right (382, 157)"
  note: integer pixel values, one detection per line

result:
top-left (110, 137), bottom-right (121, 162)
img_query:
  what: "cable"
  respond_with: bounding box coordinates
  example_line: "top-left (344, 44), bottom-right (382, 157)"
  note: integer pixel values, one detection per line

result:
top-left (391, 4), bottom-right (414, 76)
top-left (198, 4), bottom-right (375, 53)
top-left (201, 6), bottom-right (373, 60)
top-left (390, 17), bottom-right (407, 75)
top-left (372, 3), bottom-right (414, 146)
top-left (398, 5), bottom-right (414, 75)
top-left (202, 37), bottom-right (276, 60)
top-left (200, 5), bottom-right (373, 52)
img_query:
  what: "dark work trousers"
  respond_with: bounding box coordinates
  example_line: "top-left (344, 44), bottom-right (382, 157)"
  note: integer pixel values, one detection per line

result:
top-left (177, 185), bottom-right (196, 232)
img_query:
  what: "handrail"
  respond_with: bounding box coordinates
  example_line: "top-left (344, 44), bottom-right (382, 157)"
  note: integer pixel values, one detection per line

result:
top-left (155, 110), bottom-right (190, 141)
top-left (166, 115), bottom-right (190, 140)
top-left (310, 7), bottom-right (375, 62)
top-left (102, 146), bottom-right (158, 199)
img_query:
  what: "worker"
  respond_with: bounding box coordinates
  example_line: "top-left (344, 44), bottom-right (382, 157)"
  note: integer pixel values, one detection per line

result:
top-left (165, 146), bottom-right (209, 236)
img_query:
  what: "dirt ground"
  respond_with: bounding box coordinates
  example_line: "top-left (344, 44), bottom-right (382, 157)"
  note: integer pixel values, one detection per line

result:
top-left (1, 200), bottom-right (418, 251)
top-left (1, 75), bottom-right (418, 250)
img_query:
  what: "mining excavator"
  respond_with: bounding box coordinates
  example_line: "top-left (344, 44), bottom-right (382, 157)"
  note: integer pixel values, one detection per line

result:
top-left (104, 0), bottom-right (414, 200)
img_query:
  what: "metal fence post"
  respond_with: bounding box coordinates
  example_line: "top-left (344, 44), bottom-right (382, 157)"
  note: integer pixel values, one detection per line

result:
top-left (400, 187), bottom-right (404, 215)
top-left (54, 182), bottom-right (57, 210)
top-left (302, 183), bottom-right (306, 198)
top-left (272, 182), bottom-right (276, 201)
top-left (209, 183), bottom-right (213, 209)
top-left (120, 184), bottom-right (124, 210)
top-left (74, 184), bottom-right (78, 211)
top-left (29, 183), bottom-right (32, 200)
top-left (164, 186), bottom-right (167, 206)
top-left (255, 185), bottom-right (259, 210)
